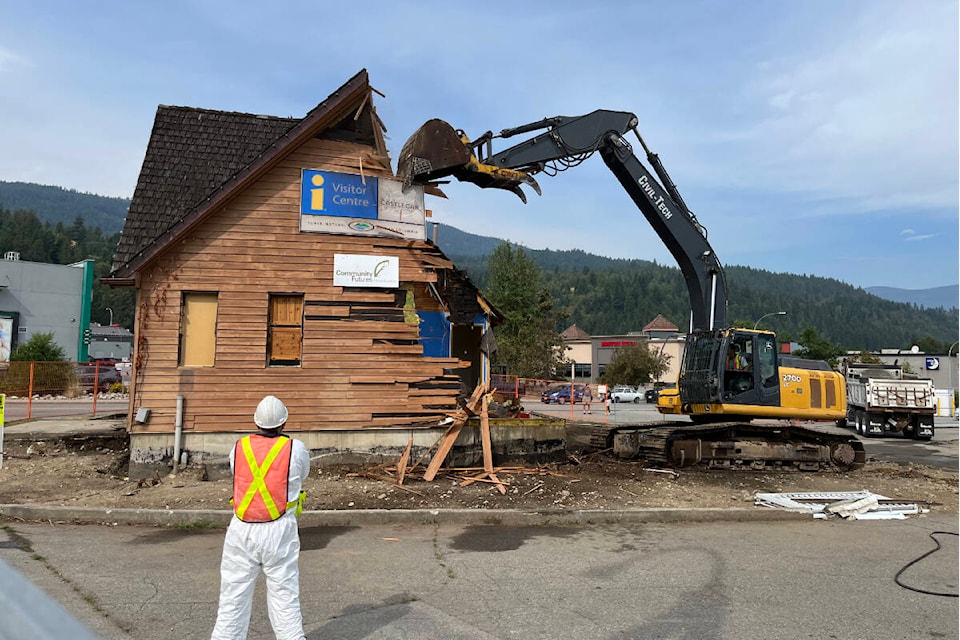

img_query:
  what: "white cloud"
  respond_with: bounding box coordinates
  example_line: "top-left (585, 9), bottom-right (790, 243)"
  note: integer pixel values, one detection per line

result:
top-left (901, 231), bottom-right (936, 242)
top-left (0, 46), bottom-right (27, 72)
top-left (694, 2), bottom-right (958, 215)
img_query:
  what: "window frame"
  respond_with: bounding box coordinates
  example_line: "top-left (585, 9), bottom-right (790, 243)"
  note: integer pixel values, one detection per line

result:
top-left (178, 291), bottom-right (219, 367)
top-left (267, 293), bottom-right (304, 367)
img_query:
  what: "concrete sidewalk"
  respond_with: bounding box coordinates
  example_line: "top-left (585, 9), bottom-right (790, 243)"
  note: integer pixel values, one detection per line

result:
top-left (1, 413), bottom-right (127, 436)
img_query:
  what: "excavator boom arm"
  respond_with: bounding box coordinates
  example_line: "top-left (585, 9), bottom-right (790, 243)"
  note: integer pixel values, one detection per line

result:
top-left (398, 110), bottom-right (727, 330)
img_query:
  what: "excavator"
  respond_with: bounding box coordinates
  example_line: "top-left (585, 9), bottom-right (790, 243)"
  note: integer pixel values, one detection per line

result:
top-left (397, 110), bottom-right (864, 471)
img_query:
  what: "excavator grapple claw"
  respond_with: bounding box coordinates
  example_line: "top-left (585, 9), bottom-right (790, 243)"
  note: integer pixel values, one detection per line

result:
top-left (398, 119), bottom-right (540, 202)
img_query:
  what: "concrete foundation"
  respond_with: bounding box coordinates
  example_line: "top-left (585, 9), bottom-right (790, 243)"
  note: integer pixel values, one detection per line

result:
top-left (127, 418), bottom-right (566, 480)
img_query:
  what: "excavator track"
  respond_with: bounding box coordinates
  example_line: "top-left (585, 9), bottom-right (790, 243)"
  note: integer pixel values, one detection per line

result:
top-left (586, 421), bottom-right (865, 471)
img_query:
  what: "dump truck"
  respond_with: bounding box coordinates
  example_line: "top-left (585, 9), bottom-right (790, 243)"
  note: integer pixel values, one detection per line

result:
top-left (843, 363), bottom-right (935, 440)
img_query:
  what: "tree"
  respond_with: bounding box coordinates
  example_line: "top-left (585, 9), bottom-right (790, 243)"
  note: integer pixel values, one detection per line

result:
top-left (484, 243), bottom-right (569, 378)
top-left (845, 350), bottom-right (883, 365)
top-left (793, 327), bottom-right (845, 366)
top-left (599, 343), bottom-right (669, 387)
top-left (10, 332), bottom-right (67, 362)
top-left (910, 336), bottom-right (953, 353)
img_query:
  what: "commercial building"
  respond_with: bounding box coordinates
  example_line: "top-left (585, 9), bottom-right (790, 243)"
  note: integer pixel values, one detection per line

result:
top-left (0, 253), bottom-right (94, 363)
top-left (562, 314), bottom-right (684, 385)
top-left (88, 323), bottom-right (133, 361)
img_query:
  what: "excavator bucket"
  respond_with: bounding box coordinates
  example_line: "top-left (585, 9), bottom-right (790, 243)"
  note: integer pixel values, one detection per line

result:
top-left (398, 119), bottom-right (541, 203)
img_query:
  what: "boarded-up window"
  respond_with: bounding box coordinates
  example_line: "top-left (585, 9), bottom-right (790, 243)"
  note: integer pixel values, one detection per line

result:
top-left (269, 294), bottom-right (303, 366)
top-left (179, 292), bottom-right (218, 366)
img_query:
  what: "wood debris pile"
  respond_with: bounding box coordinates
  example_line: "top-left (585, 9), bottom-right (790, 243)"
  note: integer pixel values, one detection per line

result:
top-left (347, 383), bottom-right (568, 495)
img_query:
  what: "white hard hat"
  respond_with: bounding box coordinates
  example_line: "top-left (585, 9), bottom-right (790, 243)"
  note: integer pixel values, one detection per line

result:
top-left (254, 395), bottom-right (288, 429)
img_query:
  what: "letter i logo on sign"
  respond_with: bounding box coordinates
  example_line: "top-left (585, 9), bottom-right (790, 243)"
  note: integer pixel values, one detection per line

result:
top-left (310, 174), bottom-right (325, 211)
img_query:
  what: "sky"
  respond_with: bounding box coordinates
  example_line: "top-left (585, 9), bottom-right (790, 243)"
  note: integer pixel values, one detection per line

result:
top-left (1, 1), bottom-right (957, 291)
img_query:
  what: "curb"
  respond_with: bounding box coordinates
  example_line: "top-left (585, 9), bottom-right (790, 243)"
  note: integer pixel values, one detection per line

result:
top-left (0, 504), bottom-right (809, 527)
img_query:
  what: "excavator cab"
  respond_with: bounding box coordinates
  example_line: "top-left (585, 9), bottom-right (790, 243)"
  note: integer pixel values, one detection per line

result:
top-left (398, 119), bottom-right (541, 202)
top-left (677, 329), bottom-right (781, 419)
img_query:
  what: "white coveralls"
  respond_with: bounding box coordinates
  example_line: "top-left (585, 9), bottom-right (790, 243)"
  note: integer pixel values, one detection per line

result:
top-left (211, 437), bottom-right (311, 640)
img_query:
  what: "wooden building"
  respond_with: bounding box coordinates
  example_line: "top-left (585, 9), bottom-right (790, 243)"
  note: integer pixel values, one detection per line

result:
top-left (106, 70), bottom-right (499, 474)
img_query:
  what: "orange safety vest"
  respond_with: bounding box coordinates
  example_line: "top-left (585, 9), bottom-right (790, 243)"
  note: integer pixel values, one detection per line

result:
top-left (232, 434), bottom-right (294, 523)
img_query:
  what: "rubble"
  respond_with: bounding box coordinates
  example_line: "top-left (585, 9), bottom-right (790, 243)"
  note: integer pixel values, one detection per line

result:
top-left (754, 490), bottom-right (931, 520)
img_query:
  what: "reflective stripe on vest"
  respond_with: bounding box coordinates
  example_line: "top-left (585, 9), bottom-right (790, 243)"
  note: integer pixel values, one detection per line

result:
top-left (232, 435), bottom-right (292, 522)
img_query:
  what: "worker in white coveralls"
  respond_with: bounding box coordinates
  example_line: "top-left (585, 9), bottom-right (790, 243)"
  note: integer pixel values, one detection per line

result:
top-left (211, 395), bottom-right (311, 640)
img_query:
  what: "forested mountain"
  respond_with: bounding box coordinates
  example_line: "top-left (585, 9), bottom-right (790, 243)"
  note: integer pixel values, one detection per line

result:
top-left (0, 208), bottom-right (135, 329)
top-left (0, 185), bottom-right (955, 351)
top-left (431, 223), bottom-right (655, 272)
top-left (433, 224), bottom-right (957, 351)
top-left (0, 181), bottom-right (129, 235)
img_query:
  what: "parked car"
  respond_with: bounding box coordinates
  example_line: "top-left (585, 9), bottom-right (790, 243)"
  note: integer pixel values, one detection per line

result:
top-left (75, 361), bottom-right (122, 393)
top-left (541, 386), bottom-right (585, 404)
top-left (610, 385), bottom-right (642, 403)
top-left (645, 381), bottom-right (670, 404)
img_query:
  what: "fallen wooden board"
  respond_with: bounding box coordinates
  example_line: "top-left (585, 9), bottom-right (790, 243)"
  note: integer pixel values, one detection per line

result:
top-left (396, 437), bottom-right (413, 485)
top-left (423, 421), bottom-right (464, 482)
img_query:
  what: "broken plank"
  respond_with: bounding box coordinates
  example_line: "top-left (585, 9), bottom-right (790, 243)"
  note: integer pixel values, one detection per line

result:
top-left (458, 474), bottom-right (512, 488)
top-left (488, 472), bottom-right (507, 495)
top-left (423, 421), bottom-right (465, 482)
top-left (396, 437), bottom-right (413, 485)
top-left (480, 394), bottom-right (494, 474)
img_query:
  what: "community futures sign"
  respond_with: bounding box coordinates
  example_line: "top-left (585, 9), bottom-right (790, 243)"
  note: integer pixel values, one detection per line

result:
top-left (333, 254), bottom-right (400, 288)
top-left (299, 169), bottom-right (426, 240)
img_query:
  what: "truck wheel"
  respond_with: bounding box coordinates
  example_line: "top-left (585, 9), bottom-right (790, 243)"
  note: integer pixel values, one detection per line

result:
top-left (861, 412), bottom-right (880, 438)
top-left (912, 417), bottom-right (934, 441)
top-left (836, 418), bottom-right (847, 429)
top-left (857, 411), bottom-right (870, 438)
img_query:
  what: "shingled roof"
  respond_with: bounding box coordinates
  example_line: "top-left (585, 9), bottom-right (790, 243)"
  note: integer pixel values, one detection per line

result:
top-left (643, 314), bottom-right (679, 333)
top-left (110, 69), bottom-right (381, 278)
top-left (561, 324), bottom-right (591, 340)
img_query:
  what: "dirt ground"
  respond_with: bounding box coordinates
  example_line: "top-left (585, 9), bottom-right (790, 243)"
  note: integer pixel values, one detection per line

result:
top-left (0, 429), bottom-right (956, 515)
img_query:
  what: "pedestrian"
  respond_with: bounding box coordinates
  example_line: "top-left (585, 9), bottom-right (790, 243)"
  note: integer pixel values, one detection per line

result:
top-left (605, 392), bottom-right (612, 416)
top-left (583, 383), bottom-right (593, 414)
top-left (211, 395), bottom-right (311, 640)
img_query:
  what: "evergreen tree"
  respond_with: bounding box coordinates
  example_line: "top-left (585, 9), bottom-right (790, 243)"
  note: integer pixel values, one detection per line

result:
top-left (793, 327), bottom-right (845, 366)
top-left (910, 336), bottom-right (954, 353)
top-left (484, 243), bottom-right (568, 378)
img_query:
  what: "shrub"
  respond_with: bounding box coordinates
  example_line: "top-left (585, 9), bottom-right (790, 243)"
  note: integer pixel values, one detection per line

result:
top-left (10, 332), bottom-right (68, 362)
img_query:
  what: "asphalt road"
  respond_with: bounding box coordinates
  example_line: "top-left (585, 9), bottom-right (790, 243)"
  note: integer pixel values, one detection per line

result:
top-left (1, 514), bottom-right (957, 640)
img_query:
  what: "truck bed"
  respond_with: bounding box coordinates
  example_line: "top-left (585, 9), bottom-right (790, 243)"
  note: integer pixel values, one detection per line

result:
top-left (847, 377), bottom-right (935, 412)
